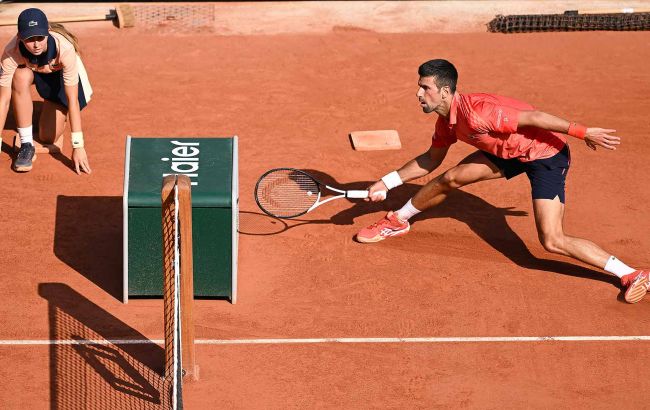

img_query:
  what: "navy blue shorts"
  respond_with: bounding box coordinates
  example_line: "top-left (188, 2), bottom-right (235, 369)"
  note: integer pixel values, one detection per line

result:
top-left (483, 145), bottom-right (571, 203)
top-left (33, 71), bottom-right (88, 111)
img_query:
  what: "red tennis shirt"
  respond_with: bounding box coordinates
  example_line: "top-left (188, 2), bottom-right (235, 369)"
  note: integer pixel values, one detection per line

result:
top-left (432, 93), bottom-right (567, 162)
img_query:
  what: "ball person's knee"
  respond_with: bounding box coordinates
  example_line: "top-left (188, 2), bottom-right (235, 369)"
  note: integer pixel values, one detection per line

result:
top-left (11, 69), bottom-right (33, 92)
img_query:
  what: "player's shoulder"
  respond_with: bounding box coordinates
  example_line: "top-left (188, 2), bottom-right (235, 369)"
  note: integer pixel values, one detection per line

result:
top-left (457, 93), bottom-right (497, 118)
top-left (462, 92), bottom-right (506, 106)
top-left (460, 92), bottom-right (533, 113)
top-left (462, 92), bottom-right (497, 101)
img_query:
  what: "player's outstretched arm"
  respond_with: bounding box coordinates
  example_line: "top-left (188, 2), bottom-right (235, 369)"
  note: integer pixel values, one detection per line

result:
top-left (518, 110), bottom-right (620, 151)
top-left (367, 145), bottom-right (449, 201)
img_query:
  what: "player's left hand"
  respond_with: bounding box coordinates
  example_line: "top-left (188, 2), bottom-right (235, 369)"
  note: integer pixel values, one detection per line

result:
top-left (584, 128), bottom-right (620, 151)
top-left (72, 147), bottom-right (92, 174)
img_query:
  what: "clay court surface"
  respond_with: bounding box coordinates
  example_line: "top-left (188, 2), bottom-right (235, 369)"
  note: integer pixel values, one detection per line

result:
top-left (1, 2), bottom-right (650, 408)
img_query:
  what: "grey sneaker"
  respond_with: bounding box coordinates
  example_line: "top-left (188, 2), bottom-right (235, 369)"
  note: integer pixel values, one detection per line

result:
top-left (14, 142), bottom-right (36, 172)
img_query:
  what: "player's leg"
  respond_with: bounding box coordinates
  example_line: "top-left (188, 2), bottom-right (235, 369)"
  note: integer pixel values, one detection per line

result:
top-left (356, 150), bottom-right (506, 243)
top-left (410, 150), bottom-right (505, 211)
top-left (11, 67), bottom-right (36, 172)
top-left (529, 145), bottom-right (648, 303)
top-left (533, 197), bottom-right (649, 303)
top-left (533, 197), bottom-right (610, 266)
top-left (38, 100), bottom-right (68, 144)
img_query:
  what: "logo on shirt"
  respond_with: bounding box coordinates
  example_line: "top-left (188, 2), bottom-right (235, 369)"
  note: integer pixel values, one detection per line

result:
top-left (29, 21), bottom-right (38, 27)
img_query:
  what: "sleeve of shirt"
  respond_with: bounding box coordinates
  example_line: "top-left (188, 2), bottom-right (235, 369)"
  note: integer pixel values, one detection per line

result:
top-left (0, 46), bottom-right (19, 88)
top-left (59, 45), bottom-right (79, 86)
top-left (431, 117), bottom-right (457, 148)
top-left (470, 101), bottom-right (520, 134)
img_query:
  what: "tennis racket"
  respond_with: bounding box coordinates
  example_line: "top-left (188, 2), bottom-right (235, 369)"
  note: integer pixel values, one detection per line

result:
top-left (254, 168), bottom-right (386, 219)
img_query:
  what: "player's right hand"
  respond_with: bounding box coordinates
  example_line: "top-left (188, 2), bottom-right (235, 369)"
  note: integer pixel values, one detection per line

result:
top-left (366, 181), bottom-right (388, 202)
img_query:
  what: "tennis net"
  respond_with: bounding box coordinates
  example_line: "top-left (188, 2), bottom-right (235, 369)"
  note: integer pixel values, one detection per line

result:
top-left (488, 10), bottom-right (650, 33)
top-left (162, 175), bottom-right (197, 410)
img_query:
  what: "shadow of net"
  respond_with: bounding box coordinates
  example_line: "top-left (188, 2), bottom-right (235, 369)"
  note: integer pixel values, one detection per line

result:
top-left (39, 283), bottom-right (174, 409)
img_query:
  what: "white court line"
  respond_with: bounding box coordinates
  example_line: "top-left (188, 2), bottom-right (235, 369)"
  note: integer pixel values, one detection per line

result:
top-left (1, 336), bottom-right (650, 346)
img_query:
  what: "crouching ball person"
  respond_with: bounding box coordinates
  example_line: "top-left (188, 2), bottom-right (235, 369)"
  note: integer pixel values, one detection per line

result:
top-left (357, 59), bottom-right (649, 304)
top-left (0, 8), bottom-right (92, 174)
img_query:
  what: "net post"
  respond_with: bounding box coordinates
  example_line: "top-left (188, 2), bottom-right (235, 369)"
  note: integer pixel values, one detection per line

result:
top-left (176, 175), bottom-right (198, 381)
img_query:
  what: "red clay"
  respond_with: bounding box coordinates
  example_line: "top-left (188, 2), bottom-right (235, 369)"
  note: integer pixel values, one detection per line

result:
top-left (1, 24), bottom-right (649, 409)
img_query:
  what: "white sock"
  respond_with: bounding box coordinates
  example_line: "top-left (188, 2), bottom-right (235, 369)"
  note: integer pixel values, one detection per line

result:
top-left (17, 125), bottom-right (33, 145)
top-left (395, 199), bottom-right (421, 222)
top-left (603, 256), bottom-right (636, 278)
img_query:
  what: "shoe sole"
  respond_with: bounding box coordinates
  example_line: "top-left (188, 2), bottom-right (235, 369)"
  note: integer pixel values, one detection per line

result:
top-left (13, 154), bottom-right (36, 172)
top-left (356, 226), bottom-right (410, 243)
top-left (625, 275), bottom-right (649, 304)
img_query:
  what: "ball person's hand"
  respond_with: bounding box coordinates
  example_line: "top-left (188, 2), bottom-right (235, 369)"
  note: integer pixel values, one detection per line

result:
top-left (72, 147), bottom-right (92, 174)
top-left (585, 128), bottom-right (620, 151)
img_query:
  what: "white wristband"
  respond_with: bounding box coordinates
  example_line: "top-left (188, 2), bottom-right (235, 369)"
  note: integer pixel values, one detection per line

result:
top-left (71, 131), bottom-right (84, 149)
top-left (381, 171), bottom-right (403, 190)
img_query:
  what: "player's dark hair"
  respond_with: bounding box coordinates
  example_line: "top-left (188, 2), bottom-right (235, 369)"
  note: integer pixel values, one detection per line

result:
top-left (418, 59), bottom-right (458, 93)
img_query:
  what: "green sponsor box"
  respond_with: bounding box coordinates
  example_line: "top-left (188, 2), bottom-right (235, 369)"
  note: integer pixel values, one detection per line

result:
top-left (123, 136), bottom-right (238, 303)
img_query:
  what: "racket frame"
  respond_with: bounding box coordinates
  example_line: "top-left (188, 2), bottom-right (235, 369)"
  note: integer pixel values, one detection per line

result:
top-left (254, 168), bottom-right (370, 219)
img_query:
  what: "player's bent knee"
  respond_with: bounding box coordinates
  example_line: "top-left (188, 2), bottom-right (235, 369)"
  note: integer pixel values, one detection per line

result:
top-left (539, 234), bottom-right (565, 254)
top-left (439, 172), bottom-right (461, 190)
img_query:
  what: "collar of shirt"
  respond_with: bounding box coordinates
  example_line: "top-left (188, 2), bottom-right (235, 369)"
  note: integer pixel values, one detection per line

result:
top-left (447, 93), bottom-right (460, 128)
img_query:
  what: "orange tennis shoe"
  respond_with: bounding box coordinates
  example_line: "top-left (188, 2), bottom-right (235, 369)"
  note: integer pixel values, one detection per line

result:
top-left (356, 211), bottom-right (410, 243)
top-left (621, 270), bottom-right (650, 304)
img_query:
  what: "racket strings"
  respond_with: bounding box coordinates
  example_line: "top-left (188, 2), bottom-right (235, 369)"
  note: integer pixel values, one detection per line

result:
top-left (256, 170), bottom-right (319, 217)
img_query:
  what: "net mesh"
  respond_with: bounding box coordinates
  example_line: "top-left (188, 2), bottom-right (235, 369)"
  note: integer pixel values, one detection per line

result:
top-left (255, 169), bottom-right (319, 218)
top-left (133, 4), bottom-right (215, 32)
top-left (488, 11), bottom-right (650, 33)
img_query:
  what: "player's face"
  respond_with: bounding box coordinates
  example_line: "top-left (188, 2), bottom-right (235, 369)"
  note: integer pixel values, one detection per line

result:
top-left (416, 76), bottom-right (445, 114)
top-left (21, 36), bottom-right (47, 55)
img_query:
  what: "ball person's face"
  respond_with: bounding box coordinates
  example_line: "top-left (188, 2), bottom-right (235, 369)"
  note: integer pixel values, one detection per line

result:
top-left (416, 76), bottom-right (445, 114)
top-left (21, 35), bottom-right (47, 55)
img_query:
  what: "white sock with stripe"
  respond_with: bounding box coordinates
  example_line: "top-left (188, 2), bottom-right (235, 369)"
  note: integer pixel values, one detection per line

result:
top-left (603, 256), bottom-right (636, 278)
top-left (17, 125), bottom-right (33, 145)
top-left (395, 199), bottom-right (421, 222)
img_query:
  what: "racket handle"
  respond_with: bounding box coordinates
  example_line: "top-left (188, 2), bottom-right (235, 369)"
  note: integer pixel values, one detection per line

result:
top-left (346, 190), bottom-right (370, 199)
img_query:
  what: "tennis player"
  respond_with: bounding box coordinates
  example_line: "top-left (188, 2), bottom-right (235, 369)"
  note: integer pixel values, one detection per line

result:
top-left (357, 59), bottom-right (648, 304)
top-left (0, 8), bottom-right (92, 174)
